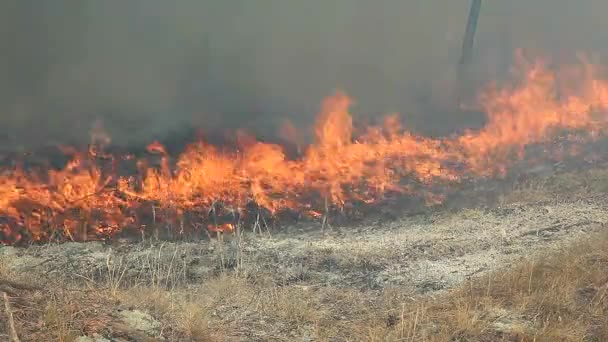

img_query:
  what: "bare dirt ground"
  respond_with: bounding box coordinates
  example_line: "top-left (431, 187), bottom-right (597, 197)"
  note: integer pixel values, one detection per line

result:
top-left (1, 169), bottom-right (607, 341)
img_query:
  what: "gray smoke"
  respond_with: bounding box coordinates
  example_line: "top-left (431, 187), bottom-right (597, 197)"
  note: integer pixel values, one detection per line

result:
top-left (1, 0), bottom-right (607, 149)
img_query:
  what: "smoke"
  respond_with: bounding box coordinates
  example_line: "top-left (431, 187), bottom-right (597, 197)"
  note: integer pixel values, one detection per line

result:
top-left (1, 0), bottom-right (607, 149)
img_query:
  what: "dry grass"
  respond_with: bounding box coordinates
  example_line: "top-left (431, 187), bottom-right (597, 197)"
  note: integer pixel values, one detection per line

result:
top-left (1, 169), bottom-right (608, 341)
top-left (2, 231), bottom-right (606, 341)
top-left (500, 168), bottom-right (608, 205)
top-left (384, 231), bottom-right (608, 341)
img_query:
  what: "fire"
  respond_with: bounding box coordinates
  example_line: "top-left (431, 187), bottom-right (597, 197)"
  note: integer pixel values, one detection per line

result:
top-left (2, 53), bottom-right (608, 244)
top-left (207, 223), bottom-right (235, 234)
top-left (455, 54), bottom-right (608, 176)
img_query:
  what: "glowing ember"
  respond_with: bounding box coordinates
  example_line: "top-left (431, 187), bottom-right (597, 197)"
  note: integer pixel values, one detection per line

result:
top-left (1, 53), bottom-right (608, 244)
top-left (207, 223), bottom-right (235, 234)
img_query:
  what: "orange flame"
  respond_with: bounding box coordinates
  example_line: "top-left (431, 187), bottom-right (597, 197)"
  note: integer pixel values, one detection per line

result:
top-left (2, 53), bottom-right (608, 244)
top-left (207, 223), bottom-right (235, 234)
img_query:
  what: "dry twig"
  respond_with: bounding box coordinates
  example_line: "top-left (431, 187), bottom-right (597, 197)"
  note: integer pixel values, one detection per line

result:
top-left (2, 292), bottom-right (20, 342)
top-left (0, 279), bottom-right (42, 292)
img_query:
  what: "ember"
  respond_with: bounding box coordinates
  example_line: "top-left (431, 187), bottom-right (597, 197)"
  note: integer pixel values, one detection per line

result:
top-left (207, 223), bottom-right (235, 234)
top-left (1, 54), bottom-right (608, 245)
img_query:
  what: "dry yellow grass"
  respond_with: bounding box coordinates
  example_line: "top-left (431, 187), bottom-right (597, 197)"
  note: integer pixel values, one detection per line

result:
top-left (500, 168), bottom-right (608, 205)
top-left (383, 231), bottom-right (608, 341)
top-left (1, 230), bottom-right (606, 341)
top-left (1, 169), bottom-right (607, 341)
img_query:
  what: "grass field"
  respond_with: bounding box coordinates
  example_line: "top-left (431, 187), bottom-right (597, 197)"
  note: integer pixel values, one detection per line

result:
top-left (1, 168), bottom-right (607, 341)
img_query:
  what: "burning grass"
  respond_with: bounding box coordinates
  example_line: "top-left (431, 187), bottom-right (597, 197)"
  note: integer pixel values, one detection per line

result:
top-left (2, 50), bottom-right (608, 340)
top-left (2, 52), bottom-right (608, 244)
top-left (0, 167), bottom-right (606, 341)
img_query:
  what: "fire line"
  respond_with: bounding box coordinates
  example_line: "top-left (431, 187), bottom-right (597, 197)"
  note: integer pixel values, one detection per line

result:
top-left (1, 54), bottom-right (608, 245)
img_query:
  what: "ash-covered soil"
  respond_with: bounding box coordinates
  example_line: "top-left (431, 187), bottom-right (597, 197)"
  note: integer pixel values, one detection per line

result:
top-left (2, 194), bottom-right (606, 296)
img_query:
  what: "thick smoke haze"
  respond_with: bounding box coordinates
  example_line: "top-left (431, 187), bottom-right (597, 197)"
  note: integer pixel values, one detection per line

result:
top-left (1, 1), bottom-right (607, 149)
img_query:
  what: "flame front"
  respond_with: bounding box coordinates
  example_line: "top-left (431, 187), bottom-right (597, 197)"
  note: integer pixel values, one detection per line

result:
top-left (2, 54), bottom-right (608, 244)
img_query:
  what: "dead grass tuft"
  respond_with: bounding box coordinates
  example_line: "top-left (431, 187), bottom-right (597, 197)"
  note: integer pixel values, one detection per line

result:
top-left (118, 287), bottom-right (215, 341)
top-left (41, 294), bottom-right (81, 341)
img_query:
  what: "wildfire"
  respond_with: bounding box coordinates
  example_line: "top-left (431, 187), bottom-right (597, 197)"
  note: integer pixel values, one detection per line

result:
top-left (207, 223), bottom-right (235, 234)
top-left (2, 53), bottom-right (608, 244)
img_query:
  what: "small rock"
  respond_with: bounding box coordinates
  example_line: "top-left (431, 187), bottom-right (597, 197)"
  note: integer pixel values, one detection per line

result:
top-left (0, 246), bottom-right (19, 257)
top-left (119, 309), bottom-right (161, 335)
top-left (75, 333), bottom-right (111, 342)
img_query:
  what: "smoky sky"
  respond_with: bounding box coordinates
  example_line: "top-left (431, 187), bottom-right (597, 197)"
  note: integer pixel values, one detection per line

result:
top-left (1, 0), bottom-right (607, 149)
